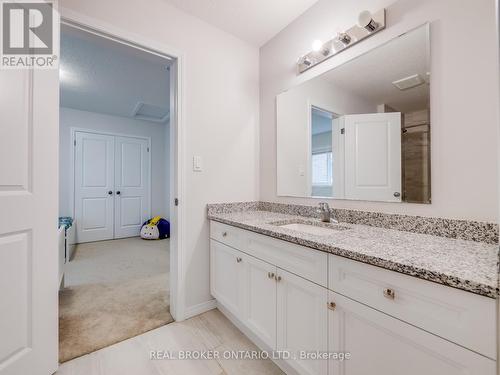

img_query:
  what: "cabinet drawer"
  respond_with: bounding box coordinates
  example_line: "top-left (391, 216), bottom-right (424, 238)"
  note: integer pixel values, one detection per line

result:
top-left (246, 230), bottom-right (328, 287)
top-left (328, 254), bottom-right (497, 359)
top-left (210, 221), bottom-right (246, 250)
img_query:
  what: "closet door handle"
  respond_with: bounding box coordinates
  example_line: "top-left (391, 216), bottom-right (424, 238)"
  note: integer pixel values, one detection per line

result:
top-left (108, 191), bottom-right (113, 195)
top-left (116, 191), bottom-right (121, 195)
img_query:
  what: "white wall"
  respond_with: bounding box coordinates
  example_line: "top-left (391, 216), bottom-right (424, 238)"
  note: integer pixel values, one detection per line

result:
top-left (59, 107), bottom-right (170, 219)
top-left (261, 0), bottom-right (499, 223)
top-left (60, 0), bottom-right (260, 313)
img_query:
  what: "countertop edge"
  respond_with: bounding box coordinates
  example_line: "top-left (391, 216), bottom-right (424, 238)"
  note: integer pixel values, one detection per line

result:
top-left (208, 215), bottom-right (499, 299)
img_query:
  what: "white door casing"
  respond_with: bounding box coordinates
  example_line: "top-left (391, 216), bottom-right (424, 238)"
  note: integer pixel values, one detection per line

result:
top-left (114, 136), bottom-right (150, 239)
top-left (0, 69), bottom-right (59, 374)
top-left (74, 132), bottom-right (115, 243)
top-left (344, 112), bottom-right (402, 202)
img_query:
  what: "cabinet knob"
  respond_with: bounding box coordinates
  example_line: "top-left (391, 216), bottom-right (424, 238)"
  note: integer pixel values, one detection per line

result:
top-left (108, 191), bottom-right (113, 195)
top-left (327, 302), bottom-right (336, 311)
top-left (383, 288), bottom-right (396, 300)
top-left (222, 232), bottom-right (227, 237)
top-left (275, 275), bottom-right (282, 282)
top-left (236, 257), bottom-right (242, 263)
top-left (267, 272), bottom-right (275, 279)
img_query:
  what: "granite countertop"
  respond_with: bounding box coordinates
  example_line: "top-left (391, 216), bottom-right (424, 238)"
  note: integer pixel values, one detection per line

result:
top-left (208, 209), bottom-right (499, 299)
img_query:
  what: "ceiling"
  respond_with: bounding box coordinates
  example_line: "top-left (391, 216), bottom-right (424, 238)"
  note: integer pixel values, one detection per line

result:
top-left (60, 25), bottom-right (171, 123)
top-left (161, 0), bottom-right (319, 46)
top-left (322, 25), bottom-right (430, 113)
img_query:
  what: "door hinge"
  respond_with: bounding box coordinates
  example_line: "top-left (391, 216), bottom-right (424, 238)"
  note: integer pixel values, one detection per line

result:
top-left (147, 147), bottom-right (150, 152)
top-left (74, 139), bottom-right (76, 146)
top-left (174, 198), bottom-right (179, 206)
top-left (340, 128), bottom-right (345, 135)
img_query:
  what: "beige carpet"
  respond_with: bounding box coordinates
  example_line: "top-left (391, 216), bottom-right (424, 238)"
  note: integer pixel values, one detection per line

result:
top-left (59, 238), bottom-right (172, 363)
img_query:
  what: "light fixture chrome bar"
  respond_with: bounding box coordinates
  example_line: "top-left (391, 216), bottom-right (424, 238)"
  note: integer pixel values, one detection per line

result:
top-left (297, 8), bottom-right (386, 74)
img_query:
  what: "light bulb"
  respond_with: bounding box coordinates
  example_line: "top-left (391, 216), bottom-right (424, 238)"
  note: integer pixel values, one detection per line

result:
top-left (311, 40), bottom-right (323, 52)
top-left (358, 10), bottom-right (378, 31)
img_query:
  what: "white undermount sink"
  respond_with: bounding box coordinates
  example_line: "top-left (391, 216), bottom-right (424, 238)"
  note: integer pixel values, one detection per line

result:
top-left (276, 221), bottom-right (349, 236)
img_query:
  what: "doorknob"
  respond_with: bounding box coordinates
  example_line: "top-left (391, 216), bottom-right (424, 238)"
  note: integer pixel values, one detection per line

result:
top-left (108, 191), bottom-right (113, 195)
top-left (116, 191), bottom-right (121, 195)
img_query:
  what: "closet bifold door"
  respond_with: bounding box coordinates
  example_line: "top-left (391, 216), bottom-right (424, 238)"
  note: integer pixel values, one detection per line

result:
top-left (113, 136), bottom-right (151, 239)
top-left (74, 132), bottom-right (115, 243)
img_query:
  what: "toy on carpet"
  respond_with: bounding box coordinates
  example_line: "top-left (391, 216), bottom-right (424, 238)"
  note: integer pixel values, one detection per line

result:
top-left (140, 216), bottom-right (170, 240)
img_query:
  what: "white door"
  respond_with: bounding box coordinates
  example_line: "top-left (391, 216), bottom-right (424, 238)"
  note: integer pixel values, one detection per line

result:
top-left (114, 136), bottom-right (150, 238)
top-left (241, 253), bottom-right (277, 349)
top-left (328, 291), bottom-right (496, 375)
top-left (344, 112), bottom-right (402, 202)
top-left (276, 269), bottom-right (328, 375)
top-left (0, 70), bottom-right (58, 373)
top-left (210, 240), bottom-right (244, 318)
top-left (74, 132), bottom-right (115, 243)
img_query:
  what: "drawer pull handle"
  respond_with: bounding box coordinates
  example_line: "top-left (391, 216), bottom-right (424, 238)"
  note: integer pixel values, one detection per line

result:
top-left (222, 232), bottom-right (228, 237)
top-left (275, 275), bottom-right (282, 282)
top-left (327, 302), bottom-right (336, 311)
top-left (236, 257), bottom-right (242, 263)
top-left (268, 272), bottom-right (275, 279)
top-left (383, 288), bottom-right (396, 300)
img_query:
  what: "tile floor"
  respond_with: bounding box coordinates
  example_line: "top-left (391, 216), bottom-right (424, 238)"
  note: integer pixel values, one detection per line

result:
top-left (56, 308), bottom-right (284, 375)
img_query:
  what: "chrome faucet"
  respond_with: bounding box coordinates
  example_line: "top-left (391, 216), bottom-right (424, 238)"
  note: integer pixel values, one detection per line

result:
top-left (317, 202), bottom-right (337, 223)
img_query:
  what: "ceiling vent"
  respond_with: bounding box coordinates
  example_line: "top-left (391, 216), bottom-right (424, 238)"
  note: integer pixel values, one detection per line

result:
top-left (392, 74), bottom-right (425, 91)
top-left (132, 102), bottom-right (169, 123)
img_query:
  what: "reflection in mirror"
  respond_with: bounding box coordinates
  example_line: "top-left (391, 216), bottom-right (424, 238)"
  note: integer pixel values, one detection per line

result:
top-left (277, 24), bottom-right (430, 203)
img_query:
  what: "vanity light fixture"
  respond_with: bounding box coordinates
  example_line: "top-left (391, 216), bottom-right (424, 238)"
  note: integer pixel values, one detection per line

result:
top-left (297, 8), bottom-right (386, 74)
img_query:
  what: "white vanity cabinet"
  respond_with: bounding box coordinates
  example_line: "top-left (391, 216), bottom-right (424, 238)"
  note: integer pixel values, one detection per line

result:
top-left (209, 221), bottom-right (497, 375)
top-left (241, 251), bottom-right (277, 349)
top-left (277, 268), bottom-right (328, 375)
top-left (328, 291), bottom-right (496, 375)
top-left (210, 240), bottom-right (245, 318)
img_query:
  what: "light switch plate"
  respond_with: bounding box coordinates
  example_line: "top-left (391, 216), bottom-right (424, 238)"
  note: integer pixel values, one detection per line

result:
top-left (193, 156), bottom-right (203, 172)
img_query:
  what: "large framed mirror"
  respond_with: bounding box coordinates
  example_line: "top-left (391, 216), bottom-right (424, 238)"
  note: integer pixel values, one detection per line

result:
top-left (276, 24), bottom-right (430, 203)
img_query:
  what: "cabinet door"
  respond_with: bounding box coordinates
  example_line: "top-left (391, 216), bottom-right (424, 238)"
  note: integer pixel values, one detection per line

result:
top-left (277, 269), bottom-right (328, 375)
top-left (241, 253), bottom-right (277, 349)
top-left (328, 291), bottom-right (496, 375)
top-left (210, 240), bottom-right (244, 318)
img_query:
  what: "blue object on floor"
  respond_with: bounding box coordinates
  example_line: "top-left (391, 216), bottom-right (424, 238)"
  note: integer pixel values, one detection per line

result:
top-left (59, 216), bottom-right (73, 230)
top-left (140, 217), bottom-right (170, 240)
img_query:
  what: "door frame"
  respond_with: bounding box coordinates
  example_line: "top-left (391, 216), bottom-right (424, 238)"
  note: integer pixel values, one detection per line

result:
top-left (70, 129), bottom-right (152, 240)
top-left (60, 9), bottom-right (187, 323)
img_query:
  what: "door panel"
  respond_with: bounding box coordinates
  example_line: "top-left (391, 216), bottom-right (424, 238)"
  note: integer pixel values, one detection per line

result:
top-left (242, 253), bottom-right (277, 349)
top-left (344, 112), bottom-right (401, 202)
top-left (114, 136), bottom-right (150, 238)
top-left (210, 240), bottom-right (244, 318)
top-left (74, 132), bottom-right (115, 243)
top-left (277, 269), bottom-right (328, 375)
top-left (0, 67), bottom-right (58, 373)
top-left (328, 291), bottom-right (496, 375)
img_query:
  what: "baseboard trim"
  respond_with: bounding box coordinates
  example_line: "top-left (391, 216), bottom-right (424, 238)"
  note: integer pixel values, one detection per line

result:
top-left (184, 299), bottom-right (217, 319)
